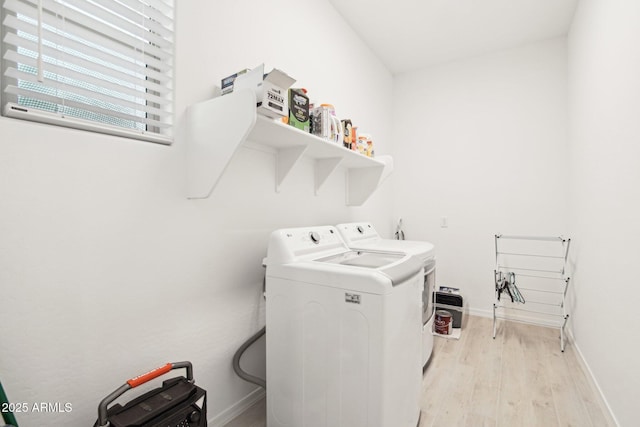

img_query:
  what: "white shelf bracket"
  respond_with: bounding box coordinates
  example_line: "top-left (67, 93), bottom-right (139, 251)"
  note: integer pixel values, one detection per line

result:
top-left (315, 157), bottom-right (343, 196)
top-left (185, 89), bottom-right (256, 199)
top-left (346, 155), bottom-right (394, 206)
top-left (275, 145), bottom-right (308, 192)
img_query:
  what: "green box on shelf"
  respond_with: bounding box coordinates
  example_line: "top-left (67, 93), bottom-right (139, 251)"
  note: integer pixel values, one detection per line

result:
top-left (288, 88), bottom-right (310, 132)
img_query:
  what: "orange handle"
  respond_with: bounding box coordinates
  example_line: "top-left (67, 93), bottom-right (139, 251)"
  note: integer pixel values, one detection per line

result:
top-left (126, 363), bottom-right (173, 388)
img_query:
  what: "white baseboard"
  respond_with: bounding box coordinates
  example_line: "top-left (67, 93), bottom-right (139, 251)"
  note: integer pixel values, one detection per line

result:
top-left (468, 306), bottom-right (565, 328)
top-left (467, 306), bottom-right (492, 318)
top-left (565, 330), bottom-right (620, 427)
top-left (208, 387), bottom-right (266, 427)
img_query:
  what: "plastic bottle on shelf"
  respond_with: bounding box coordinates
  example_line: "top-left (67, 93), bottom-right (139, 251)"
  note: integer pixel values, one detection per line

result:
top-left (357, 134), bottom-right (370, 155)
top-left (350, 126), bottom-right (358, 151)
top-left (318, 104), bottom-right (342, 144)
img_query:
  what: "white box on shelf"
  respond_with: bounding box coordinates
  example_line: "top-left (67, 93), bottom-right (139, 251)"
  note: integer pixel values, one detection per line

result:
top-left (233, 64), bottom-right (295, 119)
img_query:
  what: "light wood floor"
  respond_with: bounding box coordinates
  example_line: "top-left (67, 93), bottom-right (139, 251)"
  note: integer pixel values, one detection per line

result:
top-left (224, 316), bottom-right (615, 427)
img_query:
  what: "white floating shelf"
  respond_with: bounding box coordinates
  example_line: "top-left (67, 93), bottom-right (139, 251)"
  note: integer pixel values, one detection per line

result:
top-left (185, 89), bottom-right (393, 205)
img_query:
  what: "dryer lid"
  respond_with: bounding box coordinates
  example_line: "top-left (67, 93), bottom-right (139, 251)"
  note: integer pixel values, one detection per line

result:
top-left (317, 250), bottom-right (404, 268)
top-left (336, 222), bottom-right (435, 262)
top-left (366, 239), bottom-right (435, 261)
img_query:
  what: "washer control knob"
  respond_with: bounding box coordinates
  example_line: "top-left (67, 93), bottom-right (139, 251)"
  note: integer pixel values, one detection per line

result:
top-left (309, 231), bottom-right (320, 244)
top-left (357, 225), bottom-right (364, 234)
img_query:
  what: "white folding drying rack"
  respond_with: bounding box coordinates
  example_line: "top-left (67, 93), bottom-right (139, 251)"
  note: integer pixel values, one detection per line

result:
top-left (493, 234), bottom-right (571, 351)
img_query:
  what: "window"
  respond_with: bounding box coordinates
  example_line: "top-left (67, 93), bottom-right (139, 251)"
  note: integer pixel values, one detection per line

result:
top-left (1, 0), bottom-right (174, 144)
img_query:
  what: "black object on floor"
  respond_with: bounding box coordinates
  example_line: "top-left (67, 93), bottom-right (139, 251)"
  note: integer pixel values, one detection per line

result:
top-left (94, 361), bottom-right (206, 427)
top-left (434, 291), bottom-right (464, 328)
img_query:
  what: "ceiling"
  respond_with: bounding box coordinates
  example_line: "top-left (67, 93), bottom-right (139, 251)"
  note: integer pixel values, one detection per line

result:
top-left (328, 0), bottom-right (579, 75)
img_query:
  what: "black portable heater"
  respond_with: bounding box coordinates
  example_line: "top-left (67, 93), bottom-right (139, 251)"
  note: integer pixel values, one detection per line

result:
top-left (94, 361), bottom-right (206, 427)
top-left (434, 290), bottom-right (464, 328)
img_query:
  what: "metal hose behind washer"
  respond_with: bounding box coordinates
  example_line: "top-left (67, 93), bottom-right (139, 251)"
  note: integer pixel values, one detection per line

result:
top-left (232, 326), bottom-right (266, 390)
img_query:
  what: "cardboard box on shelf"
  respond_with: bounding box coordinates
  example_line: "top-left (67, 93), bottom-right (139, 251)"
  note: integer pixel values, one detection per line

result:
top-left (221, 68), bottom-right (250, 95)
top-left (233, 64), bottom-right (296, 119)
top-left (288, 88), bottom-right (310, 132)
top-left (341, 119), bottom-right (352, 149)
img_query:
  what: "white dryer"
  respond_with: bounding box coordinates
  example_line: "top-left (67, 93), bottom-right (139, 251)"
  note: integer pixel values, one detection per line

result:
top-left (336, 222), bottom-right (436, 367)
top-left (264, 226), bottom-right (423, 427)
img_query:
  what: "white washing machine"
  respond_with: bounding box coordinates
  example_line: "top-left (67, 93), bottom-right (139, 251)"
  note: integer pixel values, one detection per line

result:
top-left (264, 226), bottom-right (423, 427)
top-left (336, 222), bottom-right (436, 367)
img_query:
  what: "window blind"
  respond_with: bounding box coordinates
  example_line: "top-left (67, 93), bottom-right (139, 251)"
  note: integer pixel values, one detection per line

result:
top-left (1, 0), bottom-right (174, 144)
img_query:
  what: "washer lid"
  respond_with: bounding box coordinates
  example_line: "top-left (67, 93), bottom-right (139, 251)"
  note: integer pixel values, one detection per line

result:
top-left (267, 253), bottom-right (423, 293)
top-left (310, 249), bottom-right (424, 288)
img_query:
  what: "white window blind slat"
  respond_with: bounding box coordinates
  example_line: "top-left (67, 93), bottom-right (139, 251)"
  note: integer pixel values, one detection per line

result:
top-left (146, 0), bottom-right (173, 11)
top-left (133, 2), bottom-right (172, 26)
top-left (5, 0), bottom-right (168, 53)
top-left (5, 66), bottom-right (171, 117)
top-left (53, 0), bottom-right (172, 50)
top-left (35, 0), bottom-right (173, 58)
top-left (3, 9), bottom-right (172, 66)
top-left (1, 0), bottom-right (174, 143)
top-left (5, 85), bottom-right (170, 129)
top-left (5, 101), bottom-right (172, 144)
top-left (3, 56), bottom-right (172, 111)
top-left (3, 30), bottom-right (172, 91)
top-left (88, 0), bottom-right (174, 39)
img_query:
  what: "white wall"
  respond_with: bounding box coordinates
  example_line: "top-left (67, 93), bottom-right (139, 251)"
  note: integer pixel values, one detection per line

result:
top-left (392, 38), bottom-right (569, 317)
top-left (0, 1), bottom-right (394, 425)
top-left (567, 1), bottom-right (640, 425)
